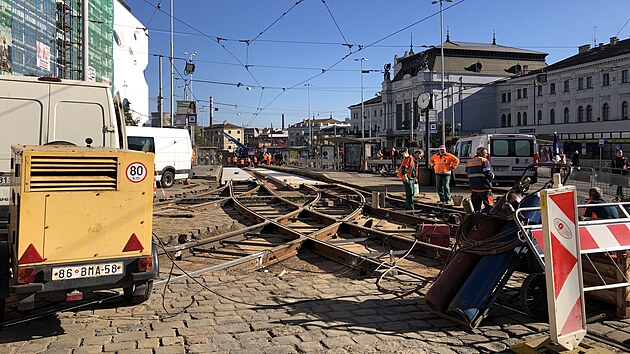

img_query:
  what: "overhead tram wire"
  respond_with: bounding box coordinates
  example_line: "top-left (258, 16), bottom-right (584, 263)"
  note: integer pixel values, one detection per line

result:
top-left (248, 0), bottom-right (304, 44)
top-left (320, 0), bottom-right (352, 53)
top-left (616, 17), bottom-right (630, 37)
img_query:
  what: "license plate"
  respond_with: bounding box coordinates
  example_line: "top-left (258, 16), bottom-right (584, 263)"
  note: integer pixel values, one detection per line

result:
top-left (494, 166), bottom-right (508, 172)
top-left (0, 176), bottom-right (9, 186)
top-left (52, 262), bottom-right (124, 280)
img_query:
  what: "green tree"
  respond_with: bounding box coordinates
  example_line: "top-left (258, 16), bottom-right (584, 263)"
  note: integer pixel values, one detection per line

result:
top-left (123, 99), bottom-right (139, 126)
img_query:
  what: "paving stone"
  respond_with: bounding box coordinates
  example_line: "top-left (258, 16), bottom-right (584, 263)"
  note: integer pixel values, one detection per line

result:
top-left (114, 350), bottom-right (152, 354)
top-left (214, 323), bottom-right (251, 334)
top-left (183, 335), bottom-right (209, 345)
top-left (235, 331), bottom-right (271, 341)
top-left (72, 345), bottom-right (103, 354)
top-left (146, 329), bottom-right (176, 338)
top-left (160, 336), bottom-right (183, 346)
top-left (352, 333), bottom-right (381, 346)
top-left (475, 341), bottom-right (508, 352)
top-left (606, 329), bottom-right (630, 343)
top-left (113, 331), bottom-right (146, 343)
top-left (270, 335), bottom-right (301, 346)
top-left (82, 335), bottom-right (112, 346)
top-left (187, 343), bottom-right (218, 353)
top-left (322, 336), bottom-right (355, 349)
top-left (154, 345), bottom-right (185, 354)
top-left (136, 338), bottom-right (160, 349)
top-left (261, 345), bottom-right (297, 354)
top-left (103, 341), bottom-right (135, 352)
top-left (151, 320), bottom-right (186, 331)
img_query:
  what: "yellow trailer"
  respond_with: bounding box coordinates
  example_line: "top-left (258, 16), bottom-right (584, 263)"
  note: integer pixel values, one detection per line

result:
top-left (1, 144), bottom-right (156, 318)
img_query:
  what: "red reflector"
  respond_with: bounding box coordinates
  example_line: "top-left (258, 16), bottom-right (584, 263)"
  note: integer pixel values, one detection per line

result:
top-left (123, 233), bottom-right (144, 252)
top-left (18, 243), bottom-right (44, 264)
top-left (138, 256), bottom-right (153, 272)
top-left (17, 268), bottom-right (35, 284)
top-left (66, 290), bottom-right (83, 302)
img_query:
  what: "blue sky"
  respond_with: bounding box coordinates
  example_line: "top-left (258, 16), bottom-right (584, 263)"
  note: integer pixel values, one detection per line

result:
top-left (127, 0), bottom-right (630, 128)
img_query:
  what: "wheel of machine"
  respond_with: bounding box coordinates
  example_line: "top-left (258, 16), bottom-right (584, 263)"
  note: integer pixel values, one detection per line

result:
top-left (520, 272), bottom-right (548, 319)
top-left (160, 170), bottom-right (175, 188)
top-left (123, 280), bottom-right (153, 305)
top-left (123, 244), bottom-right (158, 305)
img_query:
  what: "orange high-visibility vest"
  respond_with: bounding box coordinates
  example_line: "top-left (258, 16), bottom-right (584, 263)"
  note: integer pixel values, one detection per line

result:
top-left (429, 152), bottom-right (459, 175)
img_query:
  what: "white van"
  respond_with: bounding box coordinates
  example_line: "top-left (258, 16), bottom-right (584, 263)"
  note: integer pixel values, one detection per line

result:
top-left (0, 76), bottom-right (126, 223)
top-left (126, 126), bottom-right (192, 188)
top-left (452, 134), bottom-right (538, 185)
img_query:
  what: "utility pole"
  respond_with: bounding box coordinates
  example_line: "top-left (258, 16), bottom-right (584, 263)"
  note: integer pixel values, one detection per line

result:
top-left (170, 0), bottom-right (174, 119)
top-left (355, 58), bottom-right (368, 138)
top-left (158, 55), bottom-right (163, 127)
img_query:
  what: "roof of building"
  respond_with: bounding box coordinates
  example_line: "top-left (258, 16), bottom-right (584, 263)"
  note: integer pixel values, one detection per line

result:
top-left (209, 122), bottom-right (241, 130)
top-left (349, 95), bottom-right (382, 108)
top-left (392, 39), bottom-right (548, 81)
top-left (289, 118), bottom-right (345, 127)
top-left (545, 37), bottom-right (630, 72)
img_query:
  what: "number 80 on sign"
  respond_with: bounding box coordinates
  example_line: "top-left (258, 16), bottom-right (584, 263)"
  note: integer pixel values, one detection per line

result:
top-left (126, 162), bottom-right (148, 183)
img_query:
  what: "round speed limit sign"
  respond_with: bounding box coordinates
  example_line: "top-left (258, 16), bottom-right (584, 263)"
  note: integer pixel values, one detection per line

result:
top-left (126, 162), bottom-right (148, 183)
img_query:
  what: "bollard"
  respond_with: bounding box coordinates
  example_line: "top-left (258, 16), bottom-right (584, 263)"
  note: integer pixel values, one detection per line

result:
top-left (371, 191), bottom-right (380, 208)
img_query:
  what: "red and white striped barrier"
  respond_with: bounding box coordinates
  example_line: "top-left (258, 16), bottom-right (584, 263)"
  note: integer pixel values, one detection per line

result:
top-left (540, 186), bottom-right (586, 350)
top-left (531, 222), bottom-right (630, 254)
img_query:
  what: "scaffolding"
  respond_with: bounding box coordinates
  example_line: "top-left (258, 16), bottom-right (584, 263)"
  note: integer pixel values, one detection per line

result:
top-left (11, 0), bottom-right (57, 76)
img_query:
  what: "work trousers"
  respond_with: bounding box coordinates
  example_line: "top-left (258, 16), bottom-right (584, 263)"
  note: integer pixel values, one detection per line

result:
top-left (471, 191), bottom-right (493, 212)
top-left (403, 181), bottom-right (415, 210)
top-left (435, 173), bottom-right (451, 203)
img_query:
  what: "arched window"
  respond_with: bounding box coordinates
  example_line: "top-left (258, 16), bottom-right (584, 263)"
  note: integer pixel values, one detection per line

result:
top-left (537, 110), bottom-right (543, 124)
top-left (578, 106), bottom-right (584, 122)
top-left (507, 113), bottom-right (512, 127)
top-left (517, 112), bottom-right (522, 126)
top-left (550, 109), bottom-right (556, 124)
top-left (602, 103), bottom-right (609, 121)
top-left (501, 114), bottom-right (506, 127)
top-left (564, 107), bottom-right (569, 123)
top-left (623, 101), bottom-right (629, 120)
top-left (586, 105), bottom-right (593, 122)
top-left (523, 112), bottom-right (528, 126)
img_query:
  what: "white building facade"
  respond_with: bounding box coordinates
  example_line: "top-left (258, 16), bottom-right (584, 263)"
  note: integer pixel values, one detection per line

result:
top-left (488, 37), bottom-right (630, 160)
top-left (113, 0), bottom-right (149, 125)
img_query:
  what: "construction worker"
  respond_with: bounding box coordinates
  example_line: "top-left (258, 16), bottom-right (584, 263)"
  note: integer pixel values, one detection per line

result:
top-left (429, 145), bottom-right (459, 204)
top-left (253, 156), bottom-right (258, 166)
top-left (232, 156), bottom-right (238, 166)
top-left (413, 149), bottom-right (425, 190)
top-left (397, 149), bottom-right (416, 210)
top-left (246, 156), bottom-right (251, 167)
top-left (581, 187), bottom-right (620, 220)
top-left (466, 147), bottom-right (495, 212)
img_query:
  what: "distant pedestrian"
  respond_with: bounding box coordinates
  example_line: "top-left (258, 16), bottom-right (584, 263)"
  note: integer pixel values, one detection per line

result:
top-left (390, 147), bottom-right (396, 170)
top-left (571, 149), bottom-right (580, 168)
top-left (397, 149), bottom-right (416, 210)
top-left (429, 145), bottom-right (459, 204)
top-left (612, 149), bottom-right (629, 198)
top-left (466, 147), bottom-right (494, 212)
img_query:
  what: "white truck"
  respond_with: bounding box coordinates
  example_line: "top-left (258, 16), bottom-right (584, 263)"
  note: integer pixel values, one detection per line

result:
top-left (125, 126), bottom-right (193, 188)
top-left (0, 76), bottom-right (126, 224)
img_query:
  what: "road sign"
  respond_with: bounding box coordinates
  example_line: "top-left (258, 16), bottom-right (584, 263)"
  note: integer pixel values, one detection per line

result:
top-left (598, 139), bottom-right (605, 148)
top-left (540, 186), bottom-right (586, 351)
top-left (429, 122), bottom-right (438, 134)
top-left (187, 114), bottom-right (197, 126)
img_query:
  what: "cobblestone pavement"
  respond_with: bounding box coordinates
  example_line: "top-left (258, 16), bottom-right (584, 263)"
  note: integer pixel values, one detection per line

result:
top-left (0, 253), bottom-right (625, 353)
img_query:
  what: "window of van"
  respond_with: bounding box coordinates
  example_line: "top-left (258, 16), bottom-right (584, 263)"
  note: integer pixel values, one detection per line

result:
top-left (461, 141), bottom-right (473, 158)
top-left (491, 139), bottom-right (533, 156)
top-left (128, 136), bottom-right (155, 153)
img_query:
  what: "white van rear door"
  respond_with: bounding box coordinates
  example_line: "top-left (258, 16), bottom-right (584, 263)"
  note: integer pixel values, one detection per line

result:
top-left (490, 138), bottom-right (535, 176)
top-left (49, 86), bottom-right (106, 146)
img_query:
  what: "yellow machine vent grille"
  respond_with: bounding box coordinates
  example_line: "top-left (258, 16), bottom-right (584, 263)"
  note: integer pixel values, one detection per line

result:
top-left (28, 155), bottom-right (118, 191)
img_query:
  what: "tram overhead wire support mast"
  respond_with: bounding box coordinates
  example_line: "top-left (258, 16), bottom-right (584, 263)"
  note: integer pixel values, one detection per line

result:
top-left (431, 0), bottom-right (452, 146)
top-left (355, 57), bottom-right (368, 138)
top-left (305, 83), bottom-right (313, 158)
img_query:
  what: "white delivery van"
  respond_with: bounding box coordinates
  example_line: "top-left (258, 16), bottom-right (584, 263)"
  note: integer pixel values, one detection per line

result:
top-left (0, 76), bottom-right (126, 223)
top-left (125, 126), bottom-right (192, 188)
top-left (452, 134), bottom-right (538, 186)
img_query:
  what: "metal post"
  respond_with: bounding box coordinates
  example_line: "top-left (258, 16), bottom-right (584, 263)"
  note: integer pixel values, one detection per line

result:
top-left (451, 85), bottom-right (455, 137)
top-left (81, 0), bottom-right (88, 81)
top-left (158, 55), bottom-right (163, 127)
top-left (439, 1), bottom-right (446, 146)
top-left (170, 0), bottom-right (174, 119)
top-left (410, 90), bottom-right (414, 144)
top-left (355, 58), bottom-right (367, 138)
top-left (305, 84), bottom-right (312, 158)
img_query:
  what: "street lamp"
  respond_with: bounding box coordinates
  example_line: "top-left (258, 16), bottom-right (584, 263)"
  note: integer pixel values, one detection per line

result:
top-left (305, 83), bottom-right (313, 158)
top-left (183, 51), bottom-right (197, 100)
top-left (432, 0), bottom-right (452, 146)
top-left (355, 57), bottom-right (368, 138)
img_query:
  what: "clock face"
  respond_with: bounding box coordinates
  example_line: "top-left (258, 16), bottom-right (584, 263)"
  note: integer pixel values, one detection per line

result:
top-left (417, 93), bottom-right (430, 109)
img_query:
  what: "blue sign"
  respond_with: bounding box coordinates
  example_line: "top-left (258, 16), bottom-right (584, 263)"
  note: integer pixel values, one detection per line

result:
top-left (429, 122), bottom-right (438, 134)
top-left (598, 139), bottom-right (605, 148)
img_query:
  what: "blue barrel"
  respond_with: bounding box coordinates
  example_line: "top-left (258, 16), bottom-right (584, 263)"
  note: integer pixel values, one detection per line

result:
top-left (446, 194), bottom-right (541, 326)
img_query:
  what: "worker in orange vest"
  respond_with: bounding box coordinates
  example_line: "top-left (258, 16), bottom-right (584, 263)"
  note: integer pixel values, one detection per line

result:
top-left (246, 157), bottom-right (251, 167)
top-left (429, 145), bottom-right (459, 204)
top-left (397, 149), bottom-right (416, 210)
top-left (232, 156), bottom-right (238, 165)
top-left (253, 156), bottom-right (258, 166)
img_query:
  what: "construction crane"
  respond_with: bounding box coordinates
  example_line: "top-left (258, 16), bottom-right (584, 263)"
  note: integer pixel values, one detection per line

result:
top-left (221, 131), bottom-right (252, 157)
